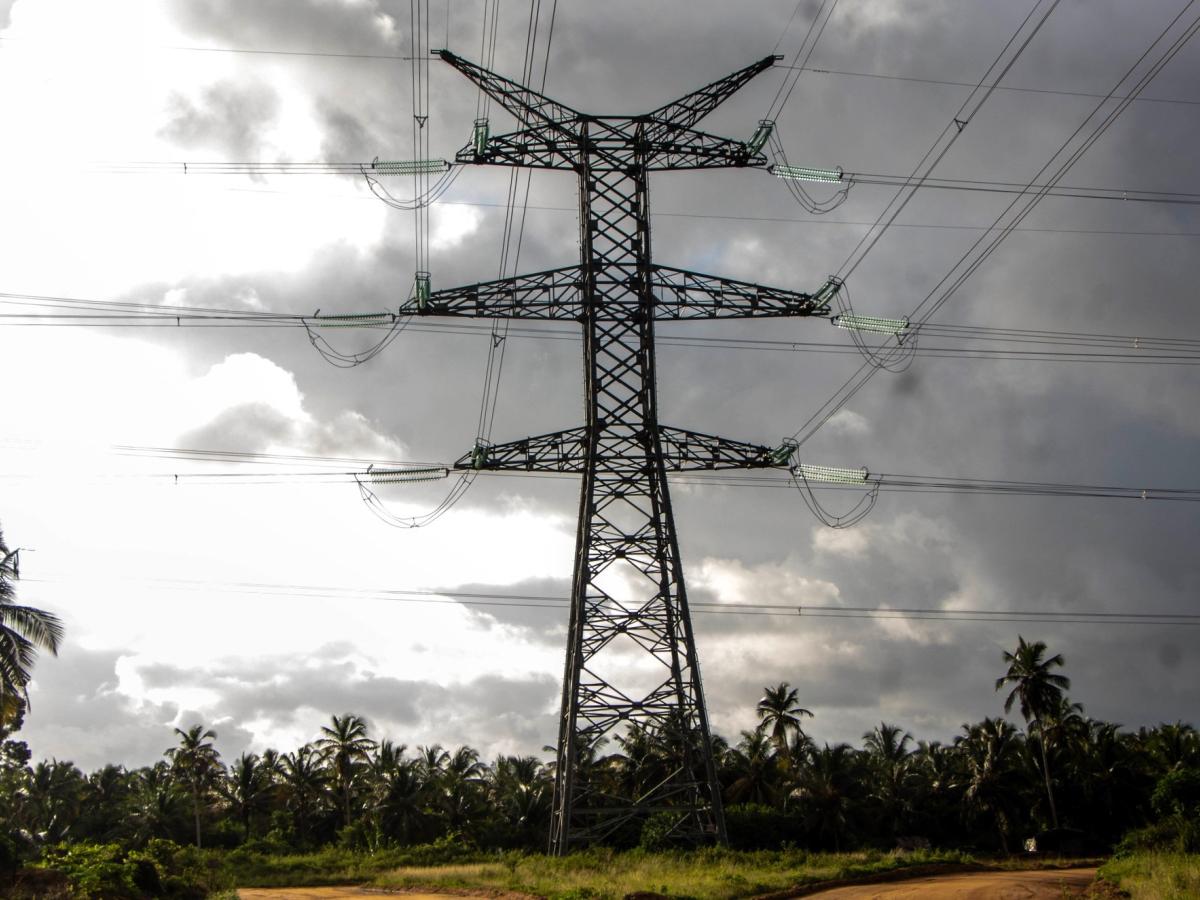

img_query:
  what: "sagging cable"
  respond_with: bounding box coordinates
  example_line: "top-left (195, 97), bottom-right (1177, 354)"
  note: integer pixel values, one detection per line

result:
top-left (302, 305), bottom-right (412, 368)
top-left (361, 159), bottom-right (462, 211)
top-left (356, 470), bottom-right (476, 528)
top-left (791, 460), bottom-right (879, 529)
top-left (829, 282), bottom-right (918, 373)
top-left (767, 130), bottom-right (849, 214)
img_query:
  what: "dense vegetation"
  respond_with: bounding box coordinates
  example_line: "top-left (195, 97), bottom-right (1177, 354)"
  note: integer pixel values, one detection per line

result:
top-left (2, 533), bottom-right (1197, 895)
top-left (1, 668), bottom-right (1197, 891)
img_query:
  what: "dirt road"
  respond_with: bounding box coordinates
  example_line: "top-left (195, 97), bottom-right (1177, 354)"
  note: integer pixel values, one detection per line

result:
top-left (802, 866), bottom-right (1098, 898)
top-left (237, 890), bottom-right (442, 899)
top-left (237, 867), bottom-right (1099, 900)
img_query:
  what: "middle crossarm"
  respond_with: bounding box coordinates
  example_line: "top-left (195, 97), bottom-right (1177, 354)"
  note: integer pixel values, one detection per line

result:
top-left (455, 426), bottom-right (788, 473)
top-left (649, 265), bottom-right (838, 319)
top-left (403, 266), bottom-right (836, 321)
top-left (404, 266), bottom-right (584, 319)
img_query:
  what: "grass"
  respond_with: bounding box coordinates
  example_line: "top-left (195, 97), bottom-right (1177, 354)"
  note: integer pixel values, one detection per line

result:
top-left (370, 846), bottom-right (1005, 899)
top-left (224, 841), bottom-right (480, 887)
top-left (1099, 851), bottom-right (1200, 900)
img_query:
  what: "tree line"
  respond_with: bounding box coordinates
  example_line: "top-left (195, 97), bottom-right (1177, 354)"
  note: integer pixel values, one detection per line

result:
top-left (2, 646), bottom-right (1197, 856)
top-left (2, 525), bottom-right (1197, 856)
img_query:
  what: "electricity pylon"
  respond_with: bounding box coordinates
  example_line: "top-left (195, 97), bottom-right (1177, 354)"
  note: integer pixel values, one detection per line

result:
top-left (404, 50), bottom-right (837, 853)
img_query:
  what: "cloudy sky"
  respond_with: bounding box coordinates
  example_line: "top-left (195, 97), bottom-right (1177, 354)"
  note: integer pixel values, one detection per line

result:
top-left (2, 0), bottom-right (1199, 771)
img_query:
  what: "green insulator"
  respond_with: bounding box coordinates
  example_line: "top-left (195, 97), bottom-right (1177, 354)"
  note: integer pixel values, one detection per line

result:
top-left (415, 272), bottom-right (432, 310)
top-left (811, 277), bottom-right (843, 306)
top-left (473, 118), bottom-right (490, 157)
top-left (746, 119), bottom-right (774, 155)
top-left (471, 441), bottom-right (490, 470)
top-left (770, 438), bottom-right (798, 467)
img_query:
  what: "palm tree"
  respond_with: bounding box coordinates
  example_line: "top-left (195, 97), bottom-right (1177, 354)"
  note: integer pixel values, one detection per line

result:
top-left (223, 752), bottom-right (272, 841)
top-left (995, 635), bottom-right (1071, 829)
top-left (315, 714), bottom-right (376, 829)
top-left (724, 729), bottom-right (781, 807)
top-left (0, 528), bottom-right (64, 728)
top-left (281, 744), bottom-right (328, 846)
top-left (165, 724), bottom-right (222, 847)
top-left (755, 682), bottom-right (814, 756)
top-left (794, 743), bottom-right (861, 851)
top-left (373, 759), bottom-right (430, 844)
top-left (955, 717), bottom-right (1024, 851)
top-left (862, 722), bottom-right (914, 839)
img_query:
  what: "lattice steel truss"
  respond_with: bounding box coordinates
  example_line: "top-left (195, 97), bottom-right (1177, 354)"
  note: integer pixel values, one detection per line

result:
top-left (404, 50), bottom-right (837, 853)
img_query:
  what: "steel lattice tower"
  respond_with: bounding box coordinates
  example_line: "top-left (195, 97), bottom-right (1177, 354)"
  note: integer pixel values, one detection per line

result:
top-left (405, 51), bottom-right (836, 853)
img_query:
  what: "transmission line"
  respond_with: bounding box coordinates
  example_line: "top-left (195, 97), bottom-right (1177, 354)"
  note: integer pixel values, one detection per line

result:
top-left (8, 290), bottom-right (1200, 365)
top-left (792, 1), bottom-right (1200, 446)
top-left (23, 573), bottom-right (1200, 627)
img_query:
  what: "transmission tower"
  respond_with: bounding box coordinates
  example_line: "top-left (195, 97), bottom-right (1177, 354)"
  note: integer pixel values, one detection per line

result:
top-left (406, 50), bottom-right (837, 853)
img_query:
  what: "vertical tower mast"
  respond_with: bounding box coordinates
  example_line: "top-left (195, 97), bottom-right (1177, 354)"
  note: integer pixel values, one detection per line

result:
top-left (407, 50), bottom-right (838, 852)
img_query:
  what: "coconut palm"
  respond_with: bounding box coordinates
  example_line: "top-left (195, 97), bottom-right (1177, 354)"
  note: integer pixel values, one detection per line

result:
top-left (724, 729), bottom-right (782, 807)
top-left (315, 714), bottom-right (376, 828)
top-left (0, 529), bottom-right (64, 727)
top-left (281, 744), bottom-right (328, 846)
top-left (955, 717), bottom-right (1024, 851)
top-left (165, 724), bottom-right (222, 847)
top-left (755, 682), bottom-right (814, 756)
top-left (795, 743), bottom-right (861, 851)
top-left (223, 752), bottom-right (273, 841)
top-left (862, 722), bottom-right (914, 839)
top-left (995, 635), bottom-right (1070, 828)
top-left (489, 755), bottom-right (552, 847)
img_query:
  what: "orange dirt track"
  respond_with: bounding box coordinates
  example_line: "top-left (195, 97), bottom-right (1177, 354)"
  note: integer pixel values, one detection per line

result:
top-left (236, 866), bottom-right (1100, 900)
top-left (801, 865), bottom-right (1098, 898)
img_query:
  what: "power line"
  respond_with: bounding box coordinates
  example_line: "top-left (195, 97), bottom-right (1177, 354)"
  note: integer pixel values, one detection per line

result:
top-left (22, 573), bottom-right (1200, 626)
top-left (791, 64), bottom-right (1200, 108)
top-left (6, 290), bottom-right (1200, 365)
top-left (792, 1), bottom-right (1200, 446)
top-left (0, 34), bottom-right (417, 61)
top-left (93, 159), bottom-right (1200, 203)
top-left (6, 442), bottom-right (1199, 504)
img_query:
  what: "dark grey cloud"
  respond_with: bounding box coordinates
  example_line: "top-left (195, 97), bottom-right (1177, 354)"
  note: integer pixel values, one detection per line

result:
top-left (23, 647), bottom-right (182, 770)
top-left (161, 80), bottom-right (280, 160)
top-left (108, 649), bottom-right (559, 762)
top-left (19, 0), bottom-right (1198, 765)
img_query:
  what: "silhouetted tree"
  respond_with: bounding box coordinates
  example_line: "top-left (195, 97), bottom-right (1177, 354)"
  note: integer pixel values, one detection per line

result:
top-left (996, 635), bottom-right (1070, 828)
top-left (0, 528), bottom-right (64, 728)
top-left (166, 724), bottom-right (222, 847)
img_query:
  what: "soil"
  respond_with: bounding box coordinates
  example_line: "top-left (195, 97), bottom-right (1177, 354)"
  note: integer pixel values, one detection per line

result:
top-left (236, 867), bottom-right (1103, 900)
top-left (237, 891), bottom-right (443, 899)
top-left (797, 865), bottom-right (1099, 898)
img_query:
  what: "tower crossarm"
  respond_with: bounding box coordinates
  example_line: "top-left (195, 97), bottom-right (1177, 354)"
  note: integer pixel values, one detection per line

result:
top-left (438, 49), bottom-right (580, 129)
top-left (455, 128), bottom-right (580, 170)
top-left (649, 264), bottom-right (837, 319)
top-left (643, 128), bottom-right (768, 170)
top-left (642, 54), bottom-right (780, 141)
top-left (404, 265), bottom-right (584, 319)
top-left (453, 426), bottom-right (788, 473)
top-left (657, 426), bottom-right (783, 470)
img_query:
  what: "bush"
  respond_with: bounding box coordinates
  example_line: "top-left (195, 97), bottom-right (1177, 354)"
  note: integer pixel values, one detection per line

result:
top-left (1116, 816), bottom-right (1200, 855)
top-left (725, 803), bottom-right (806, 850)
top-left (1152, 769), bottom-right (1200, 820)
top-left (33, 840), bottom-right (233, 899)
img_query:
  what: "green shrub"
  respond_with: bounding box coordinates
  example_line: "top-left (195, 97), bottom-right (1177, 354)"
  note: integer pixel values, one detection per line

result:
top-left (1116, 816), bottom-right (1200, 855)
top-left (1152, 769), bottom-right (1200, 820)
top-left (33, 840), bottom-right (232, 899)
